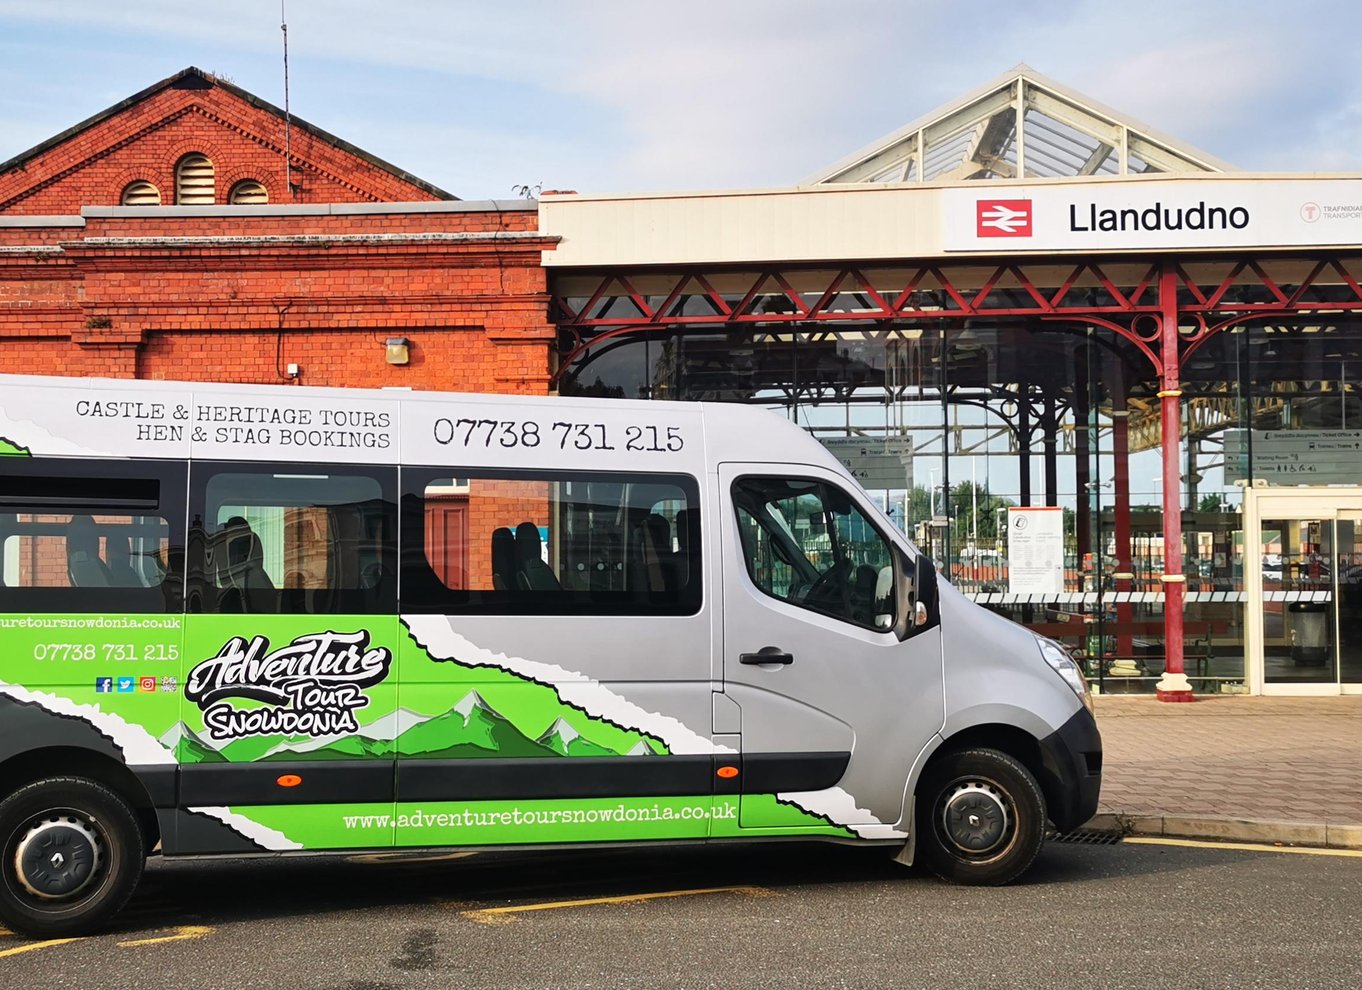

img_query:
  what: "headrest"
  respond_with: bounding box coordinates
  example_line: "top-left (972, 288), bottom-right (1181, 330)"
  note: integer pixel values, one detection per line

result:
top-left (65, 515), bottom-right (100, 558)
top-left (106, 535), bottom-right (132, 565)
top-left (221, 521), bottom-right (264, 568)
top-left (514, 522), bottom-right (543, 562)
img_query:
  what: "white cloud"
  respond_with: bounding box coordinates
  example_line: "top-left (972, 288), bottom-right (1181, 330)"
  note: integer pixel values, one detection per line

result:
top-left (2, 0), bottom-right (1360, 190)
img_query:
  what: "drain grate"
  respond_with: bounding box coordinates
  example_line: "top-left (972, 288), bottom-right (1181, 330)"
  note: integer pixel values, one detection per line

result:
top-left (1047, 828), bottom-right (1124, 846)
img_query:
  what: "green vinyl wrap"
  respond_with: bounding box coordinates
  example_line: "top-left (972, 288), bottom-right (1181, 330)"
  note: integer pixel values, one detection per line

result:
top-left (0, 613), bottom-right (853, 848)
top-left (229, 793), bottom-right (849, 850)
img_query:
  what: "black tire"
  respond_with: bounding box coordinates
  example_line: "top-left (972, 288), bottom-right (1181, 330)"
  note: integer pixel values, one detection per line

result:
top-left (0, 777), bottom-right (144, 938)
top-left (916, 748), bottom-right (1045, 886)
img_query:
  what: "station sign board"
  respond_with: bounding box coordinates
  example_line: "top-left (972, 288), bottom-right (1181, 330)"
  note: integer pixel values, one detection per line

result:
top-left (1224, 429), bottom-right (1362, 486)
top-left (944, 179), bottom-right (1362, 253)
top-left (818, 437), bottom-right (913, 491)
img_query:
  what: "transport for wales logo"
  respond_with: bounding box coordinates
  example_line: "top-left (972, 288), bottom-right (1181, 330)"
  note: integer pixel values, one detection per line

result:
top-left (185, 631), bottom-right (392, 741)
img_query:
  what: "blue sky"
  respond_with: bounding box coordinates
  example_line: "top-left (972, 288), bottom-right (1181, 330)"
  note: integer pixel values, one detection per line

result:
top-left (1, 0), bottom-right (1357, 199)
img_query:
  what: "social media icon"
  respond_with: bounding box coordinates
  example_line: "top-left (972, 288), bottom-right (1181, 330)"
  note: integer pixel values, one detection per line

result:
top-left (159, 676), bottom-right (178, 693)
top-left (138, 676), bottom-right (157, 693)
top-left (116, 676), bottom-right (135, 693)
top-left (95, 677), bottom-right (113, 693)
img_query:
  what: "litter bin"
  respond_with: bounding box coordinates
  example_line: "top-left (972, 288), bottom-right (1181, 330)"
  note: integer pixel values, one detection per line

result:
top-left (1288, 601), bottom-right (1329, 665)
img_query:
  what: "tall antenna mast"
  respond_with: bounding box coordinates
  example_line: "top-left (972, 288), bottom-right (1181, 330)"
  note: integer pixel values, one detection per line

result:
top-left (281, 0), bottom-right (293, 200)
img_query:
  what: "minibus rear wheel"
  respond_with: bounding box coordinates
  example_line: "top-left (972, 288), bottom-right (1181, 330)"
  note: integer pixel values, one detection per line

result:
top-left (917, 748), bottom-right (1045, 885)
top-left (0, 776), bottom-right (144, 938)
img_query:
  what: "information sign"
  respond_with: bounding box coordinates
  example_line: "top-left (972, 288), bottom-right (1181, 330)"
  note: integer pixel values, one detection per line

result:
top-left (1007, 507), bottom-right (1065, 595)
top-left (818, 437), bottom-right (913, 490)
top-left (1224, 429), bottom-right (1362, 485)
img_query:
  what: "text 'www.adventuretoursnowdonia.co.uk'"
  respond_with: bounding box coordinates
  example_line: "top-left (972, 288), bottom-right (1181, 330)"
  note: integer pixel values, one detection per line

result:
top-left (341, 802), bottom-right (738, 832)
top-left (0, 615), bottom-right (183, 630)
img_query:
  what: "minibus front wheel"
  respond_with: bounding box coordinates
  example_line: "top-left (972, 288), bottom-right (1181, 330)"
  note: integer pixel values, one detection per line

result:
top-left (0, 776), bottom-right (145, 938)
top-left (917, 747), bottom-right (1046, 886)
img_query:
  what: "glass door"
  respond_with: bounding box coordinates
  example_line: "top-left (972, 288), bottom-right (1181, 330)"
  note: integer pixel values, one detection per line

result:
top-left (1259, 513), bottom-right (1336, 686)
top-left (1246, 491), bottom-right (1362, 694)
top-left (1339, 510), bottom-right (1362, 685)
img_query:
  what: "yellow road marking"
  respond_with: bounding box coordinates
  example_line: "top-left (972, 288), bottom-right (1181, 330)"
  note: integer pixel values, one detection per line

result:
top-left (0, 937), bottom-right (83, 958)
top-left (117, 925), bottom-right (214, 948)
top-left (461, 885), bottom-right (770, 925)
top-left (1128, 837), bottom-right (1362, 858)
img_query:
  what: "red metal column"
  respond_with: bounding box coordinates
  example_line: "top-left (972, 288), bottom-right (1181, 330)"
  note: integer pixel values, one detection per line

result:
top-left (1156, 265), bottom-right (1194, 702)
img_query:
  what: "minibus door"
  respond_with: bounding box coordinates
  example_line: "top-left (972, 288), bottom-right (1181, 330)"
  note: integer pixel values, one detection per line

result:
top-left (718, 464), bottom-right (944, 832)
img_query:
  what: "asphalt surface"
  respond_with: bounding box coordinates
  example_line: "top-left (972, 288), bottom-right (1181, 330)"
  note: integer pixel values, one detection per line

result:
top-left (4, 840), bottom-right (1361, 989)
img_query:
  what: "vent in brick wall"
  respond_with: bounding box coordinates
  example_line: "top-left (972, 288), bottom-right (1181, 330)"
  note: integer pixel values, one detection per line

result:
top-left (121, 181), bottom-right (161, 206)
top-left (176, 154), bottom-right (215, 204)
top-left (229, 180), bottom-right (268, 205)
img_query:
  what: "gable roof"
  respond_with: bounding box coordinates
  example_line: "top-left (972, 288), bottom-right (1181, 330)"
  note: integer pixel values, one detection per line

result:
top-left (0, 66), bottom-right (455, 202)
top-left (807, 63), bottom-right (1234, 185)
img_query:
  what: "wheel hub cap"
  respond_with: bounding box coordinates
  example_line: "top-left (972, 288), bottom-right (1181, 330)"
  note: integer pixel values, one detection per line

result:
top-left (941, 782), bottom-right (1009, 855)
top-left (13, 816), bottom-right (102, 899)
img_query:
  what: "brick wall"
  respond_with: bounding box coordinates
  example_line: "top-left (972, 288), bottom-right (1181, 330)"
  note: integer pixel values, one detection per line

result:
top-left (1, 69), bottom-right (558, 453)
top-left (0, 71), bottom-right (445, 214)
top-left (0, 205), bottom-right (556, 392)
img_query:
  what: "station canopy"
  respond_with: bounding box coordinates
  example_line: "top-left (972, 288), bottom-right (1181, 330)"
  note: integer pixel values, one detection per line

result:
top-left (806, 63), bottom-right (1234, 184)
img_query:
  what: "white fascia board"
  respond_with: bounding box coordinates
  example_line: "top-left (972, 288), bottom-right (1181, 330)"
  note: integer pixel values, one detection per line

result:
top-left (540, 173), bottom-right (1362, 268)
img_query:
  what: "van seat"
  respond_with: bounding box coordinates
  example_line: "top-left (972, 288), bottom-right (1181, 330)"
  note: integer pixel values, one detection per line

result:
top-left (514, 522), bottom-right (560, 591)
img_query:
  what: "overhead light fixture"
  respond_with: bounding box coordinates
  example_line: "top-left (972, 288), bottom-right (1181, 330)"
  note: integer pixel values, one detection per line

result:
top-left (385, 336), bottom-right (411, 366)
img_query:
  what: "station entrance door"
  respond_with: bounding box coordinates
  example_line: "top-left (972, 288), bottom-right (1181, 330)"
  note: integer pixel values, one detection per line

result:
top-left (1244, 489), bottom-right (1362, 694)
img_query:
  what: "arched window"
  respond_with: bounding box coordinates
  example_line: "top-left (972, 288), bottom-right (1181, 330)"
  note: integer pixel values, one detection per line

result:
top-left (120, 181), bottom-right (161, 206)
top-left (228, 180), bottom-right (269, 205)
top-left (175, 154), bottom-right (215, 205)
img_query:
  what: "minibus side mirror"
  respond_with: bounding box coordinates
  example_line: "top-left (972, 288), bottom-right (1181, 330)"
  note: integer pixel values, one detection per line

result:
top-left (892, 547), bottom-right (939, 641)
top-left (914, 553), bottom-right (939, 630)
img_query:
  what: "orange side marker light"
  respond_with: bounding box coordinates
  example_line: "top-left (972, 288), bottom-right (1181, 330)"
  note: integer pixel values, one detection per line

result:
top-left (276, 774), bottom-right (303, 788)
top-left (716, 766), bottom-right (739, 779)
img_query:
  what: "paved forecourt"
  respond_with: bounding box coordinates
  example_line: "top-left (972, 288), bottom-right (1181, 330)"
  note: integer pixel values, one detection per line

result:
top-left (1092, 695), bottom-right (1362, 845)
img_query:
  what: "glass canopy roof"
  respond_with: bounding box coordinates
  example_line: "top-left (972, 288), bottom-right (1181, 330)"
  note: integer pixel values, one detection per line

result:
top-left (807, 64), bottom-right (1234, 184)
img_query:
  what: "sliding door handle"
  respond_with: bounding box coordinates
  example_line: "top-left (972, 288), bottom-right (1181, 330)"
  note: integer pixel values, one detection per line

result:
top-left (740, 647), bottom-right (794, 666)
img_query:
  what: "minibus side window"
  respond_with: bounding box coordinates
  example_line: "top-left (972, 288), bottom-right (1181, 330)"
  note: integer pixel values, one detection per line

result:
top-left (401, 469), bottom-right (701, 616)
top-left (187, 464), bottom-right (397, 615)
top-left (732, 476), bottom-right (895, 631)
top-left (0, 459), bottom-right (185, 614)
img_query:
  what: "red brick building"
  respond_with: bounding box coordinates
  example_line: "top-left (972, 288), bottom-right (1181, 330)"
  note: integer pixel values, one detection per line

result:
top-left (0, 67), bottom-right (555, 393)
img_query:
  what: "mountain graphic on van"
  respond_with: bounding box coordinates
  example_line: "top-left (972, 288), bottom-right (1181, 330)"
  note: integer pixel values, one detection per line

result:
top-left (535, 717), bottom-right (619, 757)
top-left (0, 435), bottom-right (30, 457)
top-left (160, 721), bottom-right (224, 764)
top-left (391, 690), bottom-right (558, 760)
top-left (171, 690), bottom-right (647, 764)
top-left (255, 709), bottom-right (434, 761)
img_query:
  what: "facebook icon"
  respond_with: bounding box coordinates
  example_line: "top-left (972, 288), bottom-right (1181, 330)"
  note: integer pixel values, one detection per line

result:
top-left (95, 677), bottom-right (113, 693)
